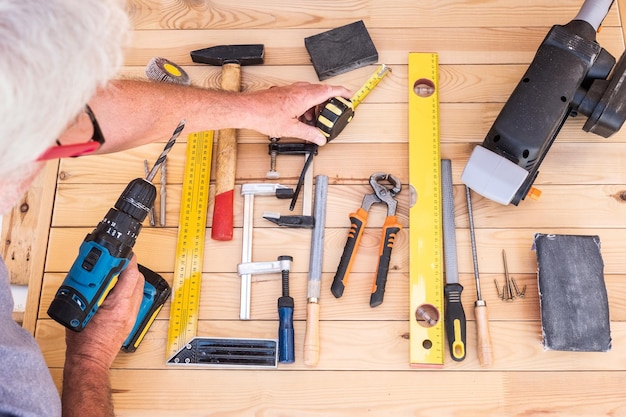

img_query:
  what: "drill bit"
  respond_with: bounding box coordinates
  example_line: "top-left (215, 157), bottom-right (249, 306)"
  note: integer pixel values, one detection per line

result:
top-left (143, 160), bottom-right (156, 226)
top-left (160, 159), bottom-right (167, 227)
top-left (146, 119), bottom-right (185, 182)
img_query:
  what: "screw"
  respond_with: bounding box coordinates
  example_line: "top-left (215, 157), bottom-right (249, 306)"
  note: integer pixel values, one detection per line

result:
top-left (511, 277), bottom-right (526, 298)
top-left (502, 250), bottom-right (515, 301)
top-left (494, 279), bottom-right (505, 300)
top-left (267, 137), bottom-right (281, 179)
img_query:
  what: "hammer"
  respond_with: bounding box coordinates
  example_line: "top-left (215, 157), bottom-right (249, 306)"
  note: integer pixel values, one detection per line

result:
top-left (191, 44), bottom-right (265, 241)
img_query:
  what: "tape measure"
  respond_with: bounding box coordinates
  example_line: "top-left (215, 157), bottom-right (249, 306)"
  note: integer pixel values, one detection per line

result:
top-left (166, 131), bottom-right (213, 360)
top-left (351, 64), bottom-right (391, 108)
top-left (408, 53), bottom-right (445, 367)
top-left (316, 64), bottom-right (391, 141)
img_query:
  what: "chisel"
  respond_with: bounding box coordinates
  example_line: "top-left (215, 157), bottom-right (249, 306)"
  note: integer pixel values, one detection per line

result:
top-left (303, 175), bottom-right (328, 366)
top-left (441, 159), bottom-right (466, 361)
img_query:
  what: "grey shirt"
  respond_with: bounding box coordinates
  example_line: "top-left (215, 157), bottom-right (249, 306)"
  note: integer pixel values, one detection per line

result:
top-left (0, 256), bottom-right (61, 416)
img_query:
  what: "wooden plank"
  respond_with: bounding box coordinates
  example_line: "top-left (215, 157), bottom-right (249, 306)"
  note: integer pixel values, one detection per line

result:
top-left (54, 141), bottom-right (626, 185)
top-left (1, 160), bottom-right (58, 331)
top-left (44, 225), bottom-right (626, 276)
top-left (52, 183), bottom-right (411, 227)
top-left (123, 27), bottom-right (625, 66)
top-left (127, 0), bottom-right (621, 30)
top-left (44, 226), bottom-right (409, 274)
top-left (43, 368), bottom-right (626, 416)
top-left (37, 320), bottom-right (626, 371)
top-left (51, 182), bottom-right (626, 229)
top-left (37, 270), bottom-right (626, 322)
top-left (121, 62), bottom-right (626, 107)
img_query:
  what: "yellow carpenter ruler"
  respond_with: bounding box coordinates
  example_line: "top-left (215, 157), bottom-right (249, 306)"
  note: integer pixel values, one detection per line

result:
top-left (166, 131), bottom-right (213, 361)
top-left (408, 52), bottom-right (445, 368)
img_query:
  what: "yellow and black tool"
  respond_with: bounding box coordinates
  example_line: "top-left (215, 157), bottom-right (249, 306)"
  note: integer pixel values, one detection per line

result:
top-left (408, 52), bottom-right (445, 367)
top-left (441, 159), bottom-right (467, 362)
top-left (316, 64), bottom-right (391, 141)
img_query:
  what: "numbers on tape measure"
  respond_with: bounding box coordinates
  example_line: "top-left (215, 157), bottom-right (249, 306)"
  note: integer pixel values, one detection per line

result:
top-left (351, 64), bottom-right (391, 108)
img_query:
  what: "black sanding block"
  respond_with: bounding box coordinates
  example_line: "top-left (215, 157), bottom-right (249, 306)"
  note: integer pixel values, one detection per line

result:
top-left (304, 20), bottom-right (378, 81)
top-left (534, 233), bottom-right (611, 352)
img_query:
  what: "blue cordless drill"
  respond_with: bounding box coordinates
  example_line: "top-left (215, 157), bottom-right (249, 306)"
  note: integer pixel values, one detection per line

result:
top-left (47, 177), bottom-right (168, 348)
top-left (47, 121), bottom-right (184, 350)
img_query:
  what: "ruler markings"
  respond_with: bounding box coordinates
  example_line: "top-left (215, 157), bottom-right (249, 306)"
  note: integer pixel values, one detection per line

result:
top-left (166, 131), bottom-right (213, 360)
top-left (408, 52), bottom-right (445, 367)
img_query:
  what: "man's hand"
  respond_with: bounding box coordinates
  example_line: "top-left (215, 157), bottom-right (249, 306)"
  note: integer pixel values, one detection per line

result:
top-left (62, 256), bottom-right (144, 417)
top-left (240, 82), bottom-right (353, 145)
top-left (65, 255), bottom-right (145, 370)
top-left (89, 79), bottom-right (352, 155)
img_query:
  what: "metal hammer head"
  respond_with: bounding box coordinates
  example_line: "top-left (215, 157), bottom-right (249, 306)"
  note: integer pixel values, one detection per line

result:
top-left (190, 44), bottom-right (264, 66)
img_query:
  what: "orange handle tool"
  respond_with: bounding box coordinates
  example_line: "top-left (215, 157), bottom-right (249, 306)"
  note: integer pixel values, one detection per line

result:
top-left (330, 208), bottom-right (368, 298)
top-left (370, 215), bottom-right (402, 307)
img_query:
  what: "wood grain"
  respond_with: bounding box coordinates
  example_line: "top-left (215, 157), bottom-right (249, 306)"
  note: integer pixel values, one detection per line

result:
top-left (25, 0), bottom-right (626, 415)
top-left (1, 160), bottom-right (58, 331)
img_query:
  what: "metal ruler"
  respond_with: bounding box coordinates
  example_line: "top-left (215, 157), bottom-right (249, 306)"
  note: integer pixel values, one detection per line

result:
top-left (408, 52), bottom-right (445, 367)
top-left (166, 131), bottom-right (213, 361)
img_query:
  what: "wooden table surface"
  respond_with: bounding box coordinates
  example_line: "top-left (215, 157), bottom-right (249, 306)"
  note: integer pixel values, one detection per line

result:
top-left (17, 1), bottom-right (626, 415)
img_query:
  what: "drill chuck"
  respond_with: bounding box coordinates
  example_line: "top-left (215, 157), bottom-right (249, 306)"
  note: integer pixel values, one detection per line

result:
top-left (48, 178), bottom-right (157, 332)
top-left (116, 178), bottom-right (157, 222)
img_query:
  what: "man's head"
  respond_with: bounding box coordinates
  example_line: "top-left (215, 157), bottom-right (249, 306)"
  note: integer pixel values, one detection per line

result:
top-left (0, 0), bottom-right (130, 214)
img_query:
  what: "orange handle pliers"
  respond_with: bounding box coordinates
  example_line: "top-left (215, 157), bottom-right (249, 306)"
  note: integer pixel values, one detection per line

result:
top-left (331, 173), bottom-right (402, 307)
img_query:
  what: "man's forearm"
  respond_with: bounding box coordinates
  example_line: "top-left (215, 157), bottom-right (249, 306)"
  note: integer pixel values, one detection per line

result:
top-left (88, 78), bottom-right (352, 154)
top-left (62, 357), bottom-right (114, 417)
top-left (90, 79), bottom-right (246, 154)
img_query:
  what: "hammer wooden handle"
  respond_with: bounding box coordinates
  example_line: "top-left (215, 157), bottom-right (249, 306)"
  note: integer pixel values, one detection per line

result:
top-left (212, 63), bottom-right (241, 241)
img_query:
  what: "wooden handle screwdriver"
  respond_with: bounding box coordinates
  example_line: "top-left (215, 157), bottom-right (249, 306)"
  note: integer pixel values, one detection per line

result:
top-left (465, 186), bottom-right (494, 366)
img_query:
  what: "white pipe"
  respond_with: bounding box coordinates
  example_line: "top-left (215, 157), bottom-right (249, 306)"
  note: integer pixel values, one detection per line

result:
top-left (574, 0), bottom-right (614, 31)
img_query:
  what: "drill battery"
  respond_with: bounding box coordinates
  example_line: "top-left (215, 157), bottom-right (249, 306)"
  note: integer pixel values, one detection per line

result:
top-left (122, 264), bottom-right (171, 353)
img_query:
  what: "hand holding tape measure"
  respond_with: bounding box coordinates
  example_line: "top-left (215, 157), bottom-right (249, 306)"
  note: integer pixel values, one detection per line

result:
top-left (316, 64), bottom-right (391, 141)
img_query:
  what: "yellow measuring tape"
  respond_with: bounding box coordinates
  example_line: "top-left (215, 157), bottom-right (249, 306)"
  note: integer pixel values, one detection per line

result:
top-left (166, 131), bottom-right (213, 360)
top-left (316, 64), bottom-right (391, 141)
top-left (408, 53), bottom-right (445, 367)
top-left (351, 64), bottom-right (391, 108)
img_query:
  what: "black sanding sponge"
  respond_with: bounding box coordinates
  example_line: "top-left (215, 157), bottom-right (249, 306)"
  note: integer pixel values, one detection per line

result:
top-left (534, 233), bottom-right (611, 352)
top-left (304, 20), bottom-right (378, 81)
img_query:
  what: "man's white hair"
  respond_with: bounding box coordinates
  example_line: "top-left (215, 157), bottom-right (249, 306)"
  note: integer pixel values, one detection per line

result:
top-left (0, 0), bottom-right (130, 176)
